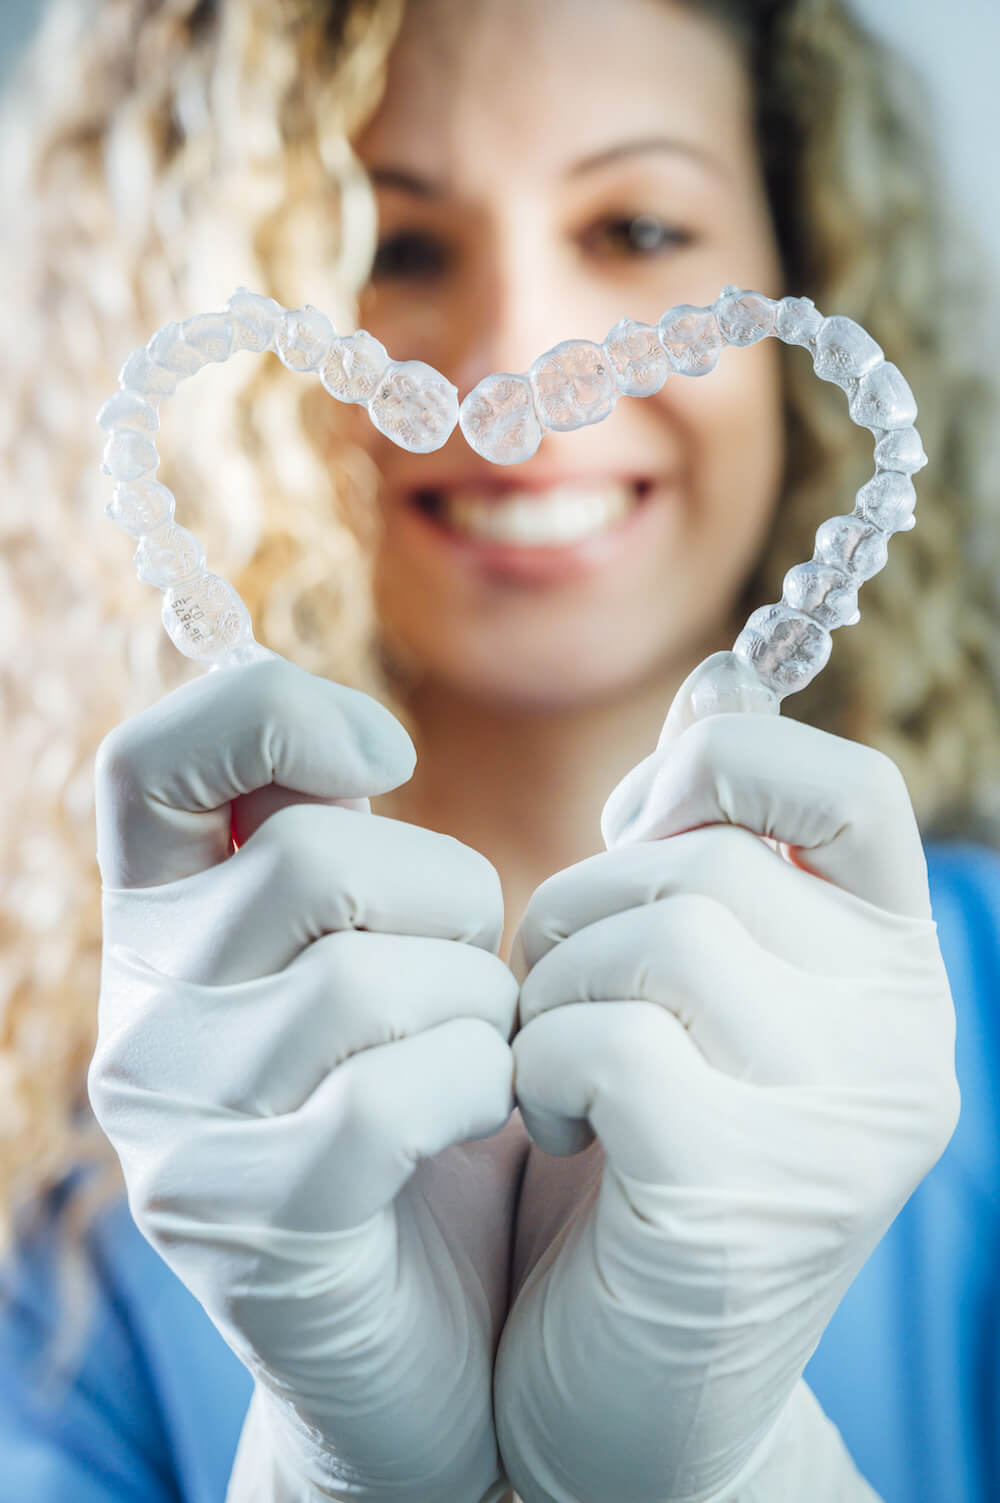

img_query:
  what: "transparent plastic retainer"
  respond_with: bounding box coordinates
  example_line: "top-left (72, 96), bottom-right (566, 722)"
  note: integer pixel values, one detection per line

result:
top-left (97, 284), bottom-right (926, 735)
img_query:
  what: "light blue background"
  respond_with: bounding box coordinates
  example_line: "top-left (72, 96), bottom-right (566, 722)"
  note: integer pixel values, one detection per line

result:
top-left (0, 1), bottom-right (37, 85)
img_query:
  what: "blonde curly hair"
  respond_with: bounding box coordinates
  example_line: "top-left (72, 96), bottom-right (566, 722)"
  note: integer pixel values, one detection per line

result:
top-left (1, 0), bottom-right (998, 1282)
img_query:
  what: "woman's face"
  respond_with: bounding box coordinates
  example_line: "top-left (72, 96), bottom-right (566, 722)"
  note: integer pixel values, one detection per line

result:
top-left (353, 0), bottom-right (786, 710)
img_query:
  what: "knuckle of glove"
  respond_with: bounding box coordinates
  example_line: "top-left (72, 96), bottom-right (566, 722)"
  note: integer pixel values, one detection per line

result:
top-left (94, 714), bottom-right (150, 805)
top-left (838, 739), bottom-right (915, 831)
top-left (419, 833), bottom-right (507, 949)
top-left (603, 823), bottom-right (759, 909)
top-left (250, 797), bottom-right (342, 871)
top-left (644, 887), bottom-right (736, 956)
top-left (518, 888), bottom-right (728, 1023)
top-left (244, 801), bottom-right (371, 922)
top-left (86, 1040), bottom-right (119, 1135)
top-left (126, 1124), bottom-right (249, 1248)
top-left (515, 873), bottom-right (571, 961)
top-left (88, 1029), bottom-right (194, 1198)
top-left (666, 709), bottom-right (731, 790)
top-left (87, 1030), bottom-right (144, 1127)
top-left (431, 1016), bottom-right (515, 1115)
top-left (311, 933), bottom-right (411, 1047)
top-left (926, 1066), bottom-right (962, 1160)
top-left (125, 1135), bottom-right (195, 1233)
top-left (312, 927), bottom-right (386, 1005)
top-left (516, 853), bottom-right (614, 962)
top-left (253, 803), bottom-right (505, 948)
top-left (433, 829), bottom-right (508, 931)
top-left (516, 827), bottom-right (752, 974)
top-left (517, 998), bottom-right (677, 1084)
top-left (93, 1086), bottom-right (200, 1233)
top-left (654, 823), bottom-right (760, 896)
top-left (333, 1052), bottom-right (414, 1155)
top-left (430, 946), bottom-right (519, 1039)
top-left (452, 1012), bottom-right (517, 1074)
top-left (599, 1001), bottom-right (684, 1080)
top-left (88, 984), bottom-right (184, 1133)
top-left (89, 1004), bottom-right (270, 1240)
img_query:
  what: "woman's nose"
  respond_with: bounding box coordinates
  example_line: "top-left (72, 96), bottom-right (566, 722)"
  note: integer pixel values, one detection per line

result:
top-left (442, 245), bottom-right (595, 399)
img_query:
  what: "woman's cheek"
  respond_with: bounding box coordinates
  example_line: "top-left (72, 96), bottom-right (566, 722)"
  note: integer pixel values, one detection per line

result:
top-left (654, 336), bottom-right (784, 533)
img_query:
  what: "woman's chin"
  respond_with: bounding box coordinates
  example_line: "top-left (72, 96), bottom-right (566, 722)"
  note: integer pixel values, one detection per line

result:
top-left (381, 634), bottom-right (682, 714)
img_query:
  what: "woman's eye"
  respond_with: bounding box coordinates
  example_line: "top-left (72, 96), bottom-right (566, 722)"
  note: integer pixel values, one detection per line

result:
top-left (371, 231), bottom-right (450, 281)
top-left (580, 213), bottom-right (693, 259)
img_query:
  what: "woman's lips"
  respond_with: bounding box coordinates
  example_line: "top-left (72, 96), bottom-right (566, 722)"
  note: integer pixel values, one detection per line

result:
top-left (393, 475), bottom-right (670, 585)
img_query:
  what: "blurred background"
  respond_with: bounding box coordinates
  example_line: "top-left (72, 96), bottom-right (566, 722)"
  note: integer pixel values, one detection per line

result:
top-left (854, 0), bottom-right (1000, 341)
top-left (2, 0), bottom-right (999, 319)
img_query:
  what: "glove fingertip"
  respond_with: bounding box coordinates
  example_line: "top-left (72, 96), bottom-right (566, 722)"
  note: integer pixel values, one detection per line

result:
top-left (360, 718), bottom-right (417, 788)
top-left (328, 687), bottom-right (417, 790)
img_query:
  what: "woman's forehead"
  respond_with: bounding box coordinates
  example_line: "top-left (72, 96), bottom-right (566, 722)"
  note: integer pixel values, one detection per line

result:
top-left (356, 0), bottom-right (755, 189)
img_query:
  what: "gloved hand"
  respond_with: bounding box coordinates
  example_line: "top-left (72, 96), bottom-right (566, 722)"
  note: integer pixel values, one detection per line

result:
top-left (495, 689), bottom-right (960, 1503)
top-left (88, 657), bottom-right (524, 1503)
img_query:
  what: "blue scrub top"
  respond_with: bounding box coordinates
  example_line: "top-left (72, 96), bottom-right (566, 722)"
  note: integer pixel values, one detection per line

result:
top-left (1, 841), bottom-right (998, 1503)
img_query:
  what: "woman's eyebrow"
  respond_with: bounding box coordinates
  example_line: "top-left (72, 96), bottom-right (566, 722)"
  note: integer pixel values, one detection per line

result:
top-left (568, 135), bottom-right (730, 182)
top-left (368, 166), bottom-right (444, 199)
top-left (366, 135), bottom-right (729, 200)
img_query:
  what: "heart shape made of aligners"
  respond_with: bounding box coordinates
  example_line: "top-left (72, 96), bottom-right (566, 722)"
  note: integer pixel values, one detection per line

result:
top-left (97, 283), bottom-right (926, 732)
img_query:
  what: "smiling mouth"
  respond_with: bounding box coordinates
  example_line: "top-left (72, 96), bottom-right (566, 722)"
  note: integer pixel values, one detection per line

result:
top-left (411, 478), bottom-right (654, 547)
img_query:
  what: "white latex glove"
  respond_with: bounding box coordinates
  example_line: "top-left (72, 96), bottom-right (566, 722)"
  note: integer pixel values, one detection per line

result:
top-left (495, 681), bottom-right (959, 1503)
top-left (88, 657), bottom-right (524, 1503)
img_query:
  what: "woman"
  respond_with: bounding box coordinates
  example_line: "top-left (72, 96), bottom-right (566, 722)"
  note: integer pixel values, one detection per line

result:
top-left (1, 0), bottom-right (998, 1499)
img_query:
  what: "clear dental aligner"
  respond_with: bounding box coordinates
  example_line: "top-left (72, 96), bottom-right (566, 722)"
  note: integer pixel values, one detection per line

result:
top-left (98, 284), bottom-right (926, 721)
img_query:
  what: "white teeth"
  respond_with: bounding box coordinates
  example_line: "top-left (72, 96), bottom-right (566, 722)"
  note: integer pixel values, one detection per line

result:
top-left (439, 482), bottom-right (636, 546)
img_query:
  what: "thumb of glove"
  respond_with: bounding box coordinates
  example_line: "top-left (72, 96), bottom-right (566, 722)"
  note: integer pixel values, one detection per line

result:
top-left (600, 650), bottom-right (778, 850)
top-left (96, 655), bottom-right (416, 888)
